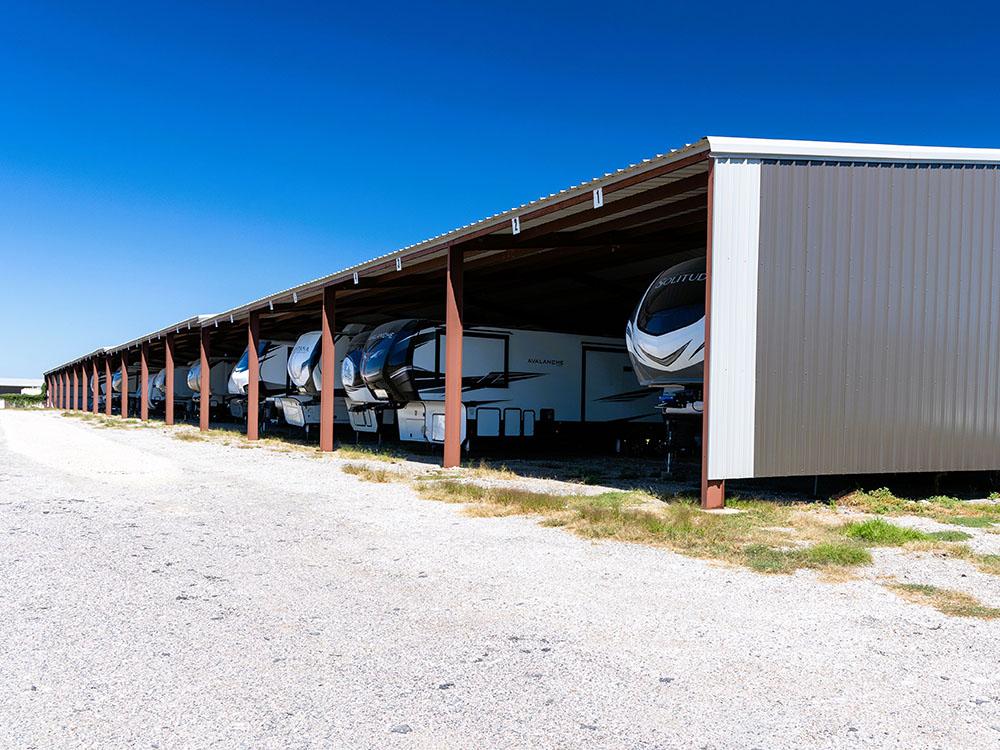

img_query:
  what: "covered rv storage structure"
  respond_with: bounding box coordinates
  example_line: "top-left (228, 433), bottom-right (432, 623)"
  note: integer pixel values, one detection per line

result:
top-left (44, 137), bottom-right (1000, 508)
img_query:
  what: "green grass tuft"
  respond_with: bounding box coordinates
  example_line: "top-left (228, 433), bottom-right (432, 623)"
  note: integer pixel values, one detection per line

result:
top-left (946, 515), bottom-right (997, 528)
top-left (925, 530), bottom-right (973, 542)
top-left (843, 517), bottom-right (930, 545)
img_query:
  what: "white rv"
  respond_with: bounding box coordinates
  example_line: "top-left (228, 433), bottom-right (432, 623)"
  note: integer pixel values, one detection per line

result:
top-left (150, 366), bottom-right (194, 417)
top-left (270, 330), bottom-right (354, 433)
top-left (187, 358), bottom-right (235, 421)
top-left (110, 370), bottom-right (140, 413)
top-left (352, 319), bottom-right (658, 447)
top-left (625, 256), bottom-right (705, 416)
top-left (227, 340), bottom-right (294, 422)
top-left (625, 256), bottom-right (707, 471)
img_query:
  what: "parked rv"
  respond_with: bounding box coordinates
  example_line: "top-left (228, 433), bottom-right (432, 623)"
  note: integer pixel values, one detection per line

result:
top-left (227, 339), bottom-right (294, 426)
top-left (187, 357), bottom-right (235, 422)
top-left (625, 256), bottom-right (707, 470)
top-left (341, 329), bottom-right (395, 435)
top-left (110, 369), bottom-right (140, 414)
top-left (351, 319), bottom-right (658, 448)
top-left (149, 365), bottom-right (194, 418)
top-left (270, 330), bottom-right (353, 435)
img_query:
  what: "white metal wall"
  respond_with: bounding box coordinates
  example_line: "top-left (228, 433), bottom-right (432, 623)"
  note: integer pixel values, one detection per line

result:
top-left (707, 158), bottom-right (761, 480)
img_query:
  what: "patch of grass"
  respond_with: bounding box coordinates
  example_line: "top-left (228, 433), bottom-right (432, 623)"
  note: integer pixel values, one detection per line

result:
top-left (798, 542), bottom-right (872, 567)
top-left (888, 583), bottom-right (1000, 619)
top-left (946, 515), bottom-right (997, 528)
top-left (742, 542), bottom-right (871, 574)
top-left (925, 530), bottom-right (973, 542)
top-left (841, 487), bottom-right (1000, 527)
top-left (416, 480), bottom-right (870, 575)
top-left (335, 444), bottom-right (403, 463)
top-left (461, 459), bottom-right (516, 480)
top-left (843, 517), bottom-right (930, 545)
top-left (173, 431), bottom-right (206, 442)
top-left (341, 463), bottom-right (402, 483)
top-left (974, 554), bottom-right (1000, 576)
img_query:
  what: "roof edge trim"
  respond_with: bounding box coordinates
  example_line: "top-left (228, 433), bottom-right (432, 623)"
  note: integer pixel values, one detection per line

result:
top-left (707, 136), bottom-right (1000, 164)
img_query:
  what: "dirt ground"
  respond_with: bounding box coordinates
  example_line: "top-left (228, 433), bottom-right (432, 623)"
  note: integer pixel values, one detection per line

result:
top-left (1, 410), bottom-right (998, 749)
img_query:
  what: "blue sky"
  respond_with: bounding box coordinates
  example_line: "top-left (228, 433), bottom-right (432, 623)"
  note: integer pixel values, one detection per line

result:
top-left (2, 1), bottom-right (998, 376)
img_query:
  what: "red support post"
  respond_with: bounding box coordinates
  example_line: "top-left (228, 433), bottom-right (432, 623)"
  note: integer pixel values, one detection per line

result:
top-left (247, 311), bottom-right (260, 441)
top-left (443, 244), bottom-right (464, 468)
top-left (79, 365), bottom-right (86, 411)
top-left (700, 160), bottom-right (725, 510)
top-left (165, 334), bottom-right (175, 426)
top-left (104, 358), bottom-right (113, 416)
top-left (319, 287), bottom-right (335, 451)
top-left (63, 371), bottom-right (69, 410)
top-left (92, 359), bottom-right (99, 414)
top-left (71, 367), bottom-right (78, 411)
top-left (199, 327), bottom-right (210, 432)
top-left (120, 352), bottom-right (128, 418)
top-left (140, 342), bottom-right (150, 421)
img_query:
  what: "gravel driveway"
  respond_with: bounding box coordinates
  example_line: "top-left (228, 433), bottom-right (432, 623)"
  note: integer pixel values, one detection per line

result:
top-left (1, 411), bottom-right (998, 749)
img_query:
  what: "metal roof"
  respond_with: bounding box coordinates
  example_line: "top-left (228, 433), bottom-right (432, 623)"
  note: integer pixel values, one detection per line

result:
top-left (45, 136), bottom-right (1000, 375)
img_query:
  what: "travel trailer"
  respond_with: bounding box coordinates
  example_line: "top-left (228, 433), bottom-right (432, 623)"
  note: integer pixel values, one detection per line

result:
top-left (227, 340), bottom-right (294, 423)
top-left (149, 365), bottom-right (194, 417)
top-left (270, 330), bottom-right (354, 434)
top-left (625, 256), bottom-right (707, 470)
top-left (187, 357), bottom-right (235, 421)
top-left (625, 256), bottom-right (705, 415)
top-left (351, 319), bottom-right (658, 448)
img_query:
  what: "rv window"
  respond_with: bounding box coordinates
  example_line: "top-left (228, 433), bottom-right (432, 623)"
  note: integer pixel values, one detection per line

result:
top-left (435, 331), bottom-right (508, 388)
top-left (638, 303), bottom-right (703, 336)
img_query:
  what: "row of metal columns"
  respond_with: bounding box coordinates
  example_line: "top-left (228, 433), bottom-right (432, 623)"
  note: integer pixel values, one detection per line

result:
top-left (48, 254), bottom-right (467, 477)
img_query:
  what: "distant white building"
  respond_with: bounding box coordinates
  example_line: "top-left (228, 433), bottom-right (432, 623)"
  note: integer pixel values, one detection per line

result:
top-left (0, 378), bottom-right (44, 396)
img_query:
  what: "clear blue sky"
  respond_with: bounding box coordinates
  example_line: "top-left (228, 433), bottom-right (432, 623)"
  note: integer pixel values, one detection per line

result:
top-left (2, 1), bottom-right (998, 377)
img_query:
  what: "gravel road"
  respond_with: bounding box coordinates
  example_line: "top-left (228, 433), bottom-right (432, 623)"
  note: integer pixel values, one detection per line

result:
top-left (1, 410), bottom-right (998, 749)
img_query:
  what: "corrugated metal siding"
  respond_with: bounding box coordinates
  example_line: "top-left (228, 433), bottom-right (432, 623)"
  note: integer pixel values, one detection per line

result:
top-left (753, 161), bottom-right (1000, 477)
top-left (707, 158), bottom-right (761, 479)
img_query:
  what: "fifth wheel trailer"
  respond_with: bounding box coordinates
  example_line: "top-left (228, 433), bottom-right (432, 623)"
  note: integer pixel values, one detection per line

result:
top-left (270, 330), bottom-right (353, 433)
top-left (350, 319), bottom-right (659, 447)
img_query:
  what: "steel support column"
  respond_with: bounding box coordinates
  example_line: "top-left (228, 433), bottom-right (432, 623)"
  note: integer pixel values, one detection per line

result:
top-left (700, 160), bottom-right (725, 509)
top-left (165, 334), bottom-right (175, 426)
top-left (120, 352), bottom-right (128, 418)
top-left (247, 311), bottom-right (261, 441)
top-left (140, 342), bottom-right (150, 421)
top-left (199, 327), bottom-right (210, 432)
top-left (443, 245), bottom-right (464, 468)
top-left (104, 358), bottom-right (113, 416)
top-left (92, 359), bottom-right (99, 414)
top-left (319, 287), bottom-right (336, 451)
